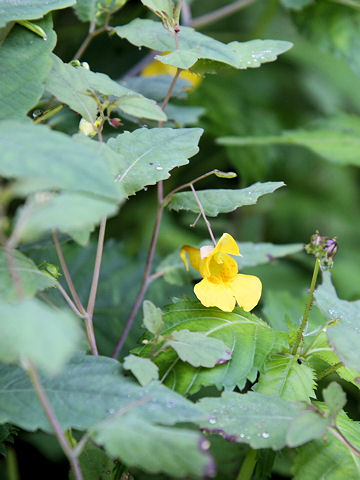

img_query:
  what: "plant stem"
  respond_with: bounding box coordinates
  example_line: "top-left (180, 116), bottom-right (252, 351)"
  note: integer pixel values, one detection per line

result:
top-left (190, 0), bottom-right (257, 28)
top-left (292, 258), bottom-right (321, 356)
top-left (181, 0), bottom-right (192, 25)
top-left (34, 104), bottom-right (63, 124)
top-left (158, 68), bottom-right (182, 126)
top-left (26, 363), bottom-right (83, 480)
top-left (330, 425), bottom-right (360, 456)
top-left (112, 204), bottom-right (164, 358)
top-left (57, 283), bottom-right (87, 318)
top-left (317, 362), bottom-right (343, 381)
top-left (6, 448), bottom-right (19, 480)
top-left (73, 16), bottom-right (112, 61)
top-left (52, 230), bottom-right (85, 313)
top-left (190, 184), bottom-right (216, 246)
top-left (236, 449), bottom-right (258, 480)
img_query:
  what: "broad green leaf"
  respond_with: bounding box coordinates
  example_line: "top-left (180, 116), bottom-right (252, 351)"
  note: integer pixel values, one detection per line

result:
top-left (0, 17), bottom-right (56, 121)
top-left (115, 19), bottom-right (292, 72)
top-left (0, 0), bottom-right (74, 27)
top-left (70, 441), bottom-right (115, 480)
top-left (0, 121), bottom-right (119, 200)
top-left (285, 409), bottom-right (330, 448)
top-left (167, 182), bottom-right (285, 216)
top-left (123, 354), bottom-right (159, 386)
top-left (16, 192), bottom-right (119, 243)
top-left (92, 416), bottom-right (214, 478)
top-left (120, 75), bottom-right (191, 102)
top-left (143, 300), bottom-right (163, 334)
top-left (137, 301), bottom-right (287, 395)
top-left (0, 247), bottom-right (56, 300)
top-left (157, 242), bottom-right (303, 286)
top-left (315, 272), bottom-right (360, 371)
top-left (323, 382), bottom-right (347, 419)
top-left (294, 3), bottom-right (360, 76)
top-left (254, 354), bottom-right (316, 402)
top-left (45, 55), bottom-right (166, 123)
top-left (292, 411), bottom-right (360, 479)
top-left (106, 127), bottom-right (203, 197)
top-left (74, 0), bottom-right (127, 24)
top-left (164, 103), bottom-right (205, 127)
top-left (0, 355), bottom-right (204, 431)
top-left (166, 329), bottom-right (232, 368)
top-left (0, 298), bottom-right (82, 375)
top-left (217, 114), bottom-right (360, 167)
top-left (198, 391), bottom-right (304, 450)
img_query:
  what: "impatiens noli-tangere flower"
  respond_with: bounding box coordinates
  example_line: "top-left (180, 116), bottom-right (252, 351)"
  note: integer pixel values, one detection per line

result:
top-left (180, 233), bottom-right (262, 312)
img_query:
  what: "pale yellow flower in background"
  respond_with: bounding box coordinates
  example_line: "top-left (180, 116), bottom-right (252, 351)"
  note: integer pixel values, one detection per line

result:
top-left (180, 233), bottom-right (262, 312)
top-left (141, 53), bottom-right (202, 88)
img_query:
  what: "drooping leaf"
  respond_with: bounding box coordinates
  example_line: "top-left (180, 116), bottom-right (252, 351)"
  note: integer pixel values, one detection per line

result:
top-left (165, 329), bottom-right (232, 368)
top-left (106, 127), bottom-right (203, 197)
top-left (123, 354), bottom-right (159, 386)
top-left (0, 247), bottom-right (56, 300)
top-left (0, 0), bottom-right (74, 27)
top-left (92, 415), bottom-right (215, 478)
top-left (137, 301), bottom-right (287, 395)
top-left (120, 75), bottom-right (192, 102)
top-left (217, 114), bottom-right (360, 167)
top-left (45, 54), bottom-right (166, 123)
top-left (166, 182), bottom-right (285, 216)
top-left (115, 19), bottom-right (293, 72)
top-left (285, 409), bottom-right (330, 448)
top-left (315, 272), bottom-right (360, 371)
top-left (0, 121), bottom-right (119, 200)
top-left (254, 354), bottom-right (316, 402)
top-left (15, 192), bottom-right (119, 243)
top-left (323, 382), bottom-right (347, 419)
top-left (143, 300), bottom-right (163, 335)
top-left (157, 242), bottom-right (303, 286)
top-left (0, 17), bottom-right (56, 121)
top-left (292, 410), bottom-right (360, 479)
top-left (0, 355), bottom-right (205, 431)
top-left (74, 0), bottom-right (127, 24)
top-left (0, 298), bottom-right (82, 375)
top-left (198, 391), bottom-right (304, 450)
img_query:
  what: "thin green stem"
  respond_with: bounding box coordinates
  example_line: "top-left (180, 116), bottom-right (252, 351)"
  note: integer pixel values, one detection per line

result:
top-left (236, 449), bottom-right (258, 480)
top-left (190, 184), bottom-right (216, 246)
top-left (73, 15), bottom-right (112, 61)
top-left (317, 362), bottom-right (343, 381)
top-left (5, 448), bottom-right (19, 480)
top-left (26, 363), bottom-right (83, 480)
top-left (292, 258), bottom-right (321, 356)
top-left (158, 68), bottom-right (182, 126)
top-left (330, 425), bottom-right (360, 456)
top-left (190, 0), bottom-right (257, 28)
top-left (57, 282), bottom-right (87, 319)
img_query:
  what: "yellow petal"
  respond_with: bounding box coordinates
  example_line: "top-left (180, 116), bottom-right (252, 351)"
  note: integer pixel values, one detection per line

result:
top-left (194, 278), bottom-right (236, 312)
top-left (208, 253), bottom-right (238, 278)
top-left (227, 274), bottom-right (262, 312)
top-left (180, 245), bottom-right (201, 272)
top-left (214, 233), bottom-right (240, 257)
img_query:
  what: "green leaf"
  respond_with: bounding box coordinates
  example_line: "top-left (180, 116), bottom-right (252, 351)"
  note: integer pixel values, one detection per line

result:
top-left (120, 75), bottom-right (191, 102)
top-left (254, 354), bottom-right (316, 402)
top-left (0, 121), bottom-right (119, 200)
top-left (45, 55), bottom-right (166, 123)
top-left (123, 354), bottom-right (159, 386)
top-left (92, 415), bottom-right (214, 478)
top-left (15, 192), bottom-right (119, 243)
top-left (281, 0), bottom-right (314, 9)
top-left (0, 0), bottom-right (74, 27)
top-left (164, 103), bottom-right (205, 127)
top-left (106, 127), bottom-right (203, 197)
top-left (285, 409), bottom-right (330, 448)
top-left (141, 0), bottom-right (174, 20)
top-left (198, 391), bottom-right (304, 450)
top-left (315, 272), bottom-right (360, 371)
top-left (323, 381), bottom-right (347, 419)
top-left (0, 355), bottom-right (204, 431)
top-left (115, 19), bottom-right (293, 72)
top-left (137, 301), bottom-right (287, 394)
top-left (292, 411), bottom-right (360, 479)
top-left (166, 329), bottom-right (232, 368)
top-left (167, 182), bottom-right (285, 216)
top-left (74, 0), bottom-right (127, 24)
top-left (143, 300), bottom-right (163, 335)
top-left (70, 441), bottom-right (115, 480)
top-left (0, 247), bottom-right (56, 300)
top-left (0, 17), bottom-right (56, 121)
top-left (217, 114), bottom-right (360, 167)
top-left (0, 298), bottom-right (82, 375)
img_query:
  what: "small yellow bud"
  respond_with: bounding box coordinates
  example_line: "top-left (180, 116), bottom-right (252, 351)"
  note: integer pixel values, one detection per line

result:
top-left (79, 118), bottom-right (97, 137)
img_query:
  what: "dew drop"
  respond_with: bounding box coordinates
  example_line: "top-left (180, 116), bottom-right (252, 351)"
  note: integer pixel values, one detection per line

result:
top-left (43, 36), bottom-right (48, 41)
top-left (208, 417), bottom-right (216, 425)
top-left (240, 433), bottom-right (245, 438)
top-left (166, 401), bottom-right (176, 408)
top-left (156, 166), bottom-right (163, 171)
top-left (107, 408), bottom-right (115, 415)
top-left (262, 432), bottom-right (270, 438)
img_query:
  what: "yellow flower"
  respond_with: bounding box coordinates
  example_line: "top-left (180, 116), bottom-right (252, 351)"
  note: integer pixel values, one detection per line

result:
top-left (180, 233), bottom-right (262, 313)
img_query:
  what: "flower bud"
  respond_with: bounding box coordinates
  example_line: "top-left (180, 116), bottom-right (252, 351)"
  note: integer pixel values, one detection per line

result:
top-left (305, 230), bottom-right (338, 270)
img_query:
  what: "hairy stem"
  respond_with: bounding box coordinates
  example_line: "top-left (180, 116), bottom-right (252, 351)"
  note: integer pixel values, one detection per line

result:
top-left (190, 0), bottom-right (257, 28)
top-left (26, 363), bottom-right (83, 480)
top-left (292, 258), bottom-right (320, 355)
top-left (190, 184), bottom-right (216, 246)
top-left (317, 362), bottom-right (343, 381)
